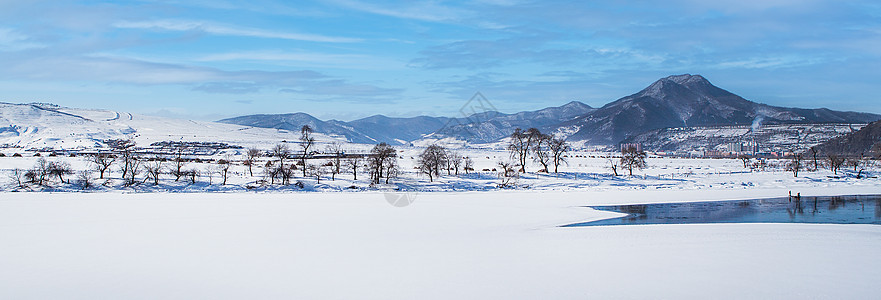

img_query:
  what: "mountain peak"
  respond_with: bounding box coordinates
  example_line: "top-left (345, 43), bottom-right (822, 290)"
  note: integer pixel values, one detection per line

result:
top-left (662, 74), bottom-right (708, 85)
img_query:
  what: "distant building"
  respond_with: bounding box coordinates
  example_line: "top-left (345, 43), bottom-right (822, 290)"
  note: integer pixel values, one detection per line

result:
top-left (620, 143), bottom-right (642, 153)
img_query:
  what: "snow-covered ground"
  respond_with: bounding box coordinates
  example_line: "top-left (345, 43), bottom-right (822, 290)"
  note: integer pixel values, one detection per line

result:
top-left (2, 105), bottom-right (880, 299)
top-left (1, 188), bottom-right (879, 299)
top-left (1, 147), bottom-right (878, 194)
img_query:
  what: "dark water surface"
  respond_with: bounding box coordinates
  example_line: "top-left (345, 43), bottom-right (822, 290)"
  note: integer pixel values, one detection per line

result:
top-left (565, 194), bottom-right (881, 227)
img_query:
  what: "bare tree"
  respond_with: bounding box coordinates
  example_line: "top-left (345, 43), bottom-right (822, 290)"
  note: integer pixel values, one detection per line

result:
top-left (497, 160), bottom-right (516, 178)
top-left (263, 161), bottom-right (275, 184)
top-left (846, 154), bottom-right (864, 172)
top-left (144, 159), bottom-right (163, 185)
top-left (367, 143), bottom-right (397, 185)
top-left (508, 128), bottom-right (530, 173)
top-left (216, 157), bottom-right (232, 185)
top-left (8, 168), bottom-right (26, 188)
top-left (808, 146), bottom-right (819, 171)
top-left (620, 146), bottom-right (647, 176)
top-left (548, 137), bottom-right (570, 173)
top-left (448, 151), bottom-right (463, 175)
top-left (272, 163), bottom-right (295, 185)
top-left (243, 148), bottom-right (261, 177)
top-left (786, 154), bottom-right (803, 177)
top-left (300, 125), bottom-right (315, 177)
top-left (418, 144), bottom-right (447, 182)
top-left (48, 161), bottom-right (74, 184)
top-left (25, 158), bottom-right (51, 186)
top-left (307, 163), bottom-right (325, 184)
top-left (464, 157), bottom-right (474, 174)
top-left (325, 142), bottom-right (343, 180)
top-left (737, 154), bottom-right (752, 169)
top-left (89, 154), bottom-right (114, 179)
top-left (345, 155), bottom-right (363, 181)
top-left (532, 133), bottom-right (552, 172)
top-left (171, 147), bottom-right (187, 181)
top-left (76, 170), bottom-right (93, 190)
top-left (272, 143), bottom-right (291, 167)
top-left (608, 159), bottom-right (619, 176)
top-left (383, 160), bottom-right (399, 184)
top-left (324, 160), bottom-right (339, 181)
top-left (496, 160), bottom-right (518, 187)
top-left (186, 169), bottom-right (199, 184)
top-left (118, 142), bottom-right (141, 186)
top-left (827, 154), bottom-right (845, 175)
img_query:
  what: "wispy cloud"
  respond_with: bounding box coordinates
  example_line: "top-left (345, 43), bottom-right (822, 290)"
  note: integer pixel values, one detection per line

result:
top-left (327, 0), bottom-right (467, 22)
top-left (0, 53), bottom-right (402, 99)
top-left (114, 20), bottom-right (362, 43)
top-left (0, 27), bottom-right (45, 51)
top-left (196, 50), bottom-right (404, 70)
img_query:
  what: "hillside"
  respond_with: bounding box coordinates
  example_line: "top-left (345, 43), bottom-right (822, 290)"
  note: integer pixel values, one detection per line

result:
top-left (811, 120), bottom-right (881, 157)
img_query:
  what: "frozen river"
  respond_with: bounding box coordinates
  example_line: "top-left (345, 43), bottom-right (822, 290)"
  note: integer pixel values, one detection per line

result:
top-left (567, 194), bottom-right (881, 226)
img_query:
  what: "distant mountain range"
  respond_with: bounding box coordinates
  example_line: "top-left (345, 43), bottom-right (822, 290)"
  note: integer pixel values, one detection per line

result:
top-left (219, 101), bottom-right (596, 145)
top-left (3, 74), bottom-right (877, 150)
top-left (220, 74), bottom-right (881, 145)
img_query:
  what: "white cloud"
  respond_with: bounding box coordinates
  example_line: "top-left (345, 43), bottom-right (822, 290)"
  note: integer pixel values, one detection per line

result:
top-left (327, 0), bottom-right (467, 22)
top-left (196, 50), bottom-right (405, 70)
top-left (0, 27), bottom-right (45, 51)
top-left (114, 20), bottom-right (362, 43)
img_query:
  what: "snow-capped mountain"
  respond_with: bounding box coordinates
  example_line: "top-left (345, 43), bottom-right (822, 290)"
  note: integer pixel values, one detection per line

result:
top-left (560, 74), bottom-right (881, 144)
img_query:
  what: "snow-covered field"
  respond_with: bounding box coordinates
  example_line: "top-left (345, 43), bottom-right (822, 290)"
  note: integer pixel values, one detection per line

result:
top-left (3, 103), bottom-right (881, 298)
top-left (1, 188), bottom-right (880, 299)
top-left (2, 148), bottom-right (879, 194)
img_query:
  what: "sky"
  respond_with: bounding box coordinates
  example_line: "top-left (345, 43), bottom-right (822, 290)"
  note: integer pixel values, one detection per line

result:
top-left (0, 0), bottom-right (880, 121)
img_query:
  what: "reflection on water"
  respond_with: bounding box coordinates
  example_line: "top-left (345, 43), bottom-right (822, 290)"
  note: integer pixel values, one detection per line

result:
top-left (565, 195), bottom-right (881, 227)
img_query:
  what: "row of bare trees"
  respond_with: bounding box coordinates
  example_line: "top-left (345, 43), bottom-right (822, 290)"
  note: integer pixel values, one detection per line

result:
top-left (738, 151), bottom-right (874, 178)
top-left (507, 128), bottom-right (571, 173)
top-left (417, 144), bottom-right (475, 182)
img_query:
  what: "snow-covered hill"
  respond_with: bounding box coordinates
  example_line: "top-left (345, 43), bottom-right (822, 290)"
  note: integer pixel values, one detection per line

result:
top-left (0, 102), bottom-right (341, 150)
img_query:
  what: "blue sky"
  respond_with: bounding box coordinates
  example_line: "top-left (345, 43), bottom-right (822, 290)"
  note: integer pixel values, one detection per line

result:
top-left (1, 0), bottom-right (880, 121)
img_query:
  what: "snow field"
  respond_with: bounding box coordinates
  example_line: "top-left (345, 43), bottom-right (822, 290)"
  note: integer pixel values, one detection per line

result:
top-left (1, 190), bottom-right (879, 299)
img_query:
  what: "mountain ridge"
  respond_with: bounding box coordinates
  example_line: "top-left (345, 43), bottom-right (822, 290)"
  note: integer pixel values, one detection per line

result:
top-left (561, 74), bottom-right (881, 144)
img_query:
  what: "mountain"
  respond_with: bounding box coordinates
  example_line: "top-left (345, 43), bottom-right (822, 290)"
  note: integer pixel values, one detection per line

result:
top-left (217, 113), bottom-right (378, 144)
top-left (560, 74), bottom-right (881, 145)
top-left (346, 115), bottom-right (450, 144)
top-left (431, 101), bottom-right (595, 143)
top-left (219, 101), bottom-right (594, 145)
top-left (218, 113), bottom-right (450, 145)
top-left (811, 120), bottom-right (881, 157)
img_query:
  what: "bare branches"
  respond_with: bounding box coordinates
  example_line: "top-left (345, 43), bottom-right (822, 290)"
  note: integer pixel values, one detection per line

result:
top-left (620, 146), bottom-right (646, 176)
top-left (300, 125), bottom-right (315, 177)
top-left (548, 137), bottom-right (570, 173)
top-left (244, 148), bottom-right (261, 177)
